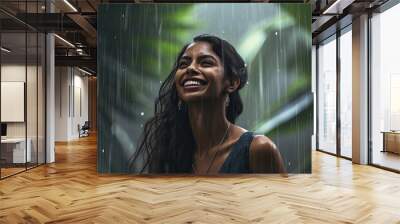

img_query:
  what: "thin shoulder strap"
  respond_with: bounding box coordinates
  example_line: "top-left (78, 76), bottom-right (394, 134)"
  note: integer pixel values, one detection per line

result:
top-left (219, 132), bottom-right (254, 173)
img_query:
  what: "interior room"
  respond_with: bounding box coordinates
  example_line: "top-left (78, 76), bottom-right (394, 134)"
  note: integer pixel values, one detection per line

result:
top-left (1, 25), bottom-right (46, 178)
top-left (0, 0), bottom-right (399, 223)
top-left (370, 2), bottom-right (400, 171)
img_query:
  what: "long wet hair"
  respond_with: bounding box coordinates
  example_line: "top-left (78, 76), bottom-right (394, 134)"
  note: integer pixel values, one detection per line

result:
top-left (129, 34), bottom-right (248, 173)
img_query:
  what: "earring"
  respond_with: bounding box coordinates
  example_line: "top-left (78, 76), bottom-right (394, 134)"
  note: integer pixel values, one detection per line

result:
top-left (225, 95), bottom-right (230, 107)
top-left (178, 99), bottom-right (182, 110)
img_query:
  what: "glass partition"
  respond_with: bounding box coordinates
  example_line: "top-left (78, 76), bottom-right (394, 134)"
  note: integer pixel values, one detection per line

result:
top-left (317, 35), bottom-right (337, 155)
top-left (371, 3), bottom-right (400, 171)
top-left (0, 1), bottom-right (46, 179)
top-left (27, 30), bottom-right (38, 169)
top-left (1, 31), bottom-right (28, 177)
top-left (339, 27), bottom-right (352, 158)
top-left (38, 32), bottom-right (45, 165)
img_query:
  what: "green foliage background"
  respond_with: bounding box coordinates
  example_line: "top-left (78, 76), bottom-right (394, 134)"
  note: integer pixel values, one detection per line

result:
top-left (98, 3), bottom-right (312, 173)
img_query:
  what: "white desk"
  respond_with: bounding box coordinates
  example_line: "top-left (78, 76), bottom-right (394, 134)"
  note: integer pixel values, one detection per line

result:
top-left (1, 138), bottom-right (31, 163)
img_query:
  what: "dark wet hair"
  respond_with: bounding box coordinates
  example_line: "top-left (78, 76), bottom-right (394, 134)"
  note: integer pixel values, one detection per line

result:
top-left (129, 34), bottom-right (248, 173)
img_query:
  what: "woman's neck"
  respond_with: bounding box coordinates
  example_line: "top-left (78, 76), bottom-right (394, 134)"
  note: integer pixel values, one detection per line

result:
top-left (187, 99), bottom-right (230, 154)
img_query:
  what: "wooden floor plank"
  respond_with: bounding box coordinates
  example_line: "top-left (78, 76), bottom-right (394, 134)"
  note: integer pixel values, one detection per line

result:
top-left (0, 134), bottom-right (400, 223)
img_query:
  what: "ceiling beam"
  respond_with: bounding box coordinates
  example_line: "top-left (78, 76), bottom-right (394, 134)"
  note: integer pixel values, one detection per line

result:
top-left (55, 55), bottom-right (96, 71)
top-left (13, 13), bottom-right (81, 32)
top-left (323, 0), bottom-right (356, 14)
top-left (66, 13), bottom-right (97, 47)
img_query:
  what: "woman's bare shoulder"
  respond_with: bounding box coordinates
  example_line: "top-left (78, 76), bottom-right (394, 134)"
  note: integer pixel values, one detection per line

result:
top-left (249, 134), bottom-right (285, 173)
top-left (250, 135), bottom-right (278, 155)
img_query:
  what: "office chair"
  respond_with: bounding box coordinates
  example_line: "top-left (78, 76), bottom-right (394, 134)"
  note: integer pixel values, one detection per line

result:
top-left (79, 121), bottom-right (90, 138)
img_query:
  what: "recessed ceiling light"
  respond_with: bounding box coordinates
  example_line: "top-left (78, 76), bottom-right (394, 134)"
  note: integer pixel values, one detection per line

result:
top-left (54, 34), bottom-right (75, 48)
top-left (1, 47), bottom-right (11, 53)
top-left (63, 0), bottom-right (78, 12)
top-left (77, 67), bottom-right (92, 76)
top-left (322, 0), bottom-right (353, 15)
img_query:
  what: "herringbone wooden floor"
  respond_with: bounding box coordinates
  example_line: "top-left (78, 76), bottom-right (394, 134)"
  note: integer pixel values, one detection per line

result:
top-left (1, 134), bottom-right (400, 224)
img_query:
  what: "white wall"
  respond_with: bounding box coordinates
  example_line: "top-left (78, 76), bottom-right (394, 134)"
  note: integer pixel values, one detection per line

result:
top-left (1, 82), bottom-right (25, 122)
top-left (55, 67), bottom-right (69, 141)
top-left (1, 65), bottom-right (27, 140)
top-left (1, 63), bottom-right (46, 164)
top-left (72, 72), bottom-right (89, 138)
top-left (1, 65), bottom-right (42, 138)
top-left (55, 67), bottom-right (89, 141)
top-left (1, 64), bottom-right (26, 81)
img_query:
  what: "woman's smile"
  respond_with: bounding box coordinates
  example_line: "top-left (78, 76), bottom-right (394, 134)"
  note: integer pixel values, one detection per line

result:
top-left (181, 77), bottom-right (208, 92)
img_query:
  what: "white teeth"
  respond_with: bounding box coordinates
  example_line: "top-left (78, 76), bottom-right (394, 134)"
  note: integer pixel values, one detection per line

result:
top-left (184, 80), bottom-right (201, 87)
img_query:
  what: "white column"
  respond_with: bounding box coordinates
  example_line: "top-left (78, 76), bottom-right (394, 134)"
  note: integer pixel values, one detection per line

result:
top-left (352, 14), bottom-right (369, 164)
top-left (46, 1), bottom-right (55, 163)
top-left (55, 67), bottom-right (72, 141)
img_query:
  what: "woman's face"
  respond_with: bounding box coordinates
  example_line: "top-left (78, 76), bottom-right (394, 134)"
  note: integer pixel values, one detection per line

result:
top-left (175, 41), bottom-right (227, 103)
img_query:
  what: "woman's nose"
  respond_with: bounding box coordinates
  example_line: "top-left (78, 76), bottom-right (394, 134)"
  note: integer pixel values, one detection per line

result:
top-left (186, 64), bottom-right (200, 75)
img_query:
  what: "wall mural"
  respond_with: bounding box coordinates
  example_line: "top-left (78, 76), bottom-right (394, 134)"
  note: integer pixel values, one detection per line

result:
top-left (98, 3), bottom-right (312, 174)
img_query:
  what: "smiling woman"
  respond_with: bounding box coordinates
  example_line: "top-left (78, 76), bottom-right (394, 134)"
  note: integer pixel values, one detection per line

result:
top-left (129, 34), bottom-right (286, 174)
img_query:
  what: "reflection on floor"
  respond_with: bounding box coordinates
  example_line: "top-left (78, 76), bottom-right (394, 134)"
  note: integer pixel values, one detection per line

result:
top-left (373, 150), bottom-right (400, 171)
top-left (0, 167), bottom-right (25, 178)
top-left (0, 163), bottom-right (40, 178)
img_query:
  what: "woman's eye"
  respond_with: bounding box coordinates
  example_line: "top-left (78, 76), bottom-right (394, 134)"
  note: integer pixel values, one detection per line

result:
top-left (178, 61), bottom-right (188, 68)
top-left (201, 61), bottom-right (214, 67)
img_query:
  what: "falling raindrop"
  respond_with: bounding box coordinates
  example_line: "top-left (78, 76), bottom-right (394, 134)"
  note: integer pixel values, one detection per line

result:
top-left (140, 112), bottom-right (144, 116)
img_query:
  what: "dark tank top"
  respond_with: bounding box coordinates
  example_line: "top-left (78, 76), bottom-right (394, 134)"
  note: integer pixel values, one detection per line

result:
top-left (219, 132), bottom-right (254, 173)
